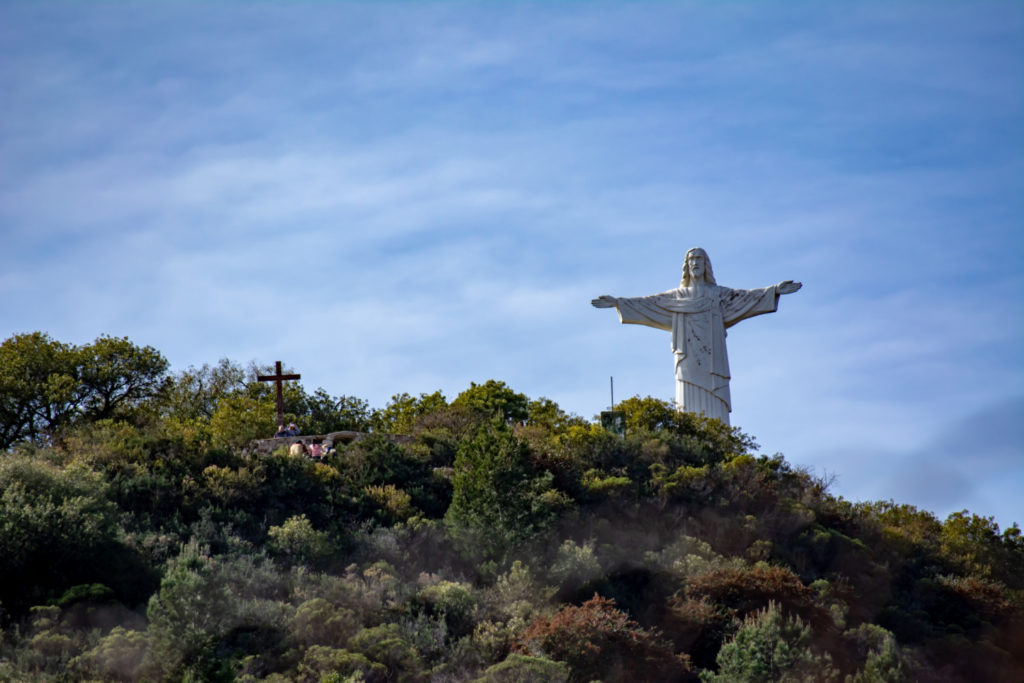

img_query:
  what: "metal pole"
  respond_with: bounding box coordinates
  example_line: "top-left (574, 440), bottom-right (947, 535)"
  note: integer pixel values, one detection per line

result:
top-left (610, 376), bottom-right (614, 410)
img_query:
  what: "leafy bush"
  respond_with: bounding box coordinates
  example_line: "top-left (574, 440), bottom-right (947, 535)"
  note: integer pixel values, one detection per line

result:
top-left (453, 381), bottom-right (530, 424)
top-left (210, 396), bottom-right (277, 451)
top-left (295, 645), bottom-right (386, 683)
top-left (291, 598), bottom-right (359, 648)
top-left (0, 332), bottom-right (168, 448)
top-left (701, 601), bottom-right (837, 683)
top-left (346, 623), bottom-right (422, 680)
top-left (667, 563), bottom-right (824, 669)
top-left (341, 435), bottom-right (450, 518)
top-left (414, 580), bottom-right (478, 639)
top-left (516, 594), bottom-right (688, 682)
top-left (71, 626), bottom-right (149, 682)
top-left (145, 543), bottom-right (292, 681)
top-left (548, 539), bottom-right (603, 592)
top-left (363, 484), bottom-right (415, 523)
top-left (267, 514), bottom-right (335, 567)
top-left (371, 391), bottom-right (448, 434)
top-left (842, 623), bottom-right (911, 683)
top-left (446, 426), bottom-right (565, 561)
top-left (0, 456), bottom-right (148, 616)
top-left (476, 653), bottom-right (570, 682)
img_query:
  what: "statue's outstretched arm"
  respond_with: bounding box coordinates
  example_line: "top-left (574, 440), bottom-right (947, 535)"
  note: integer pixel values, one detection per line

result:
top-left (777, 281), bottom-right (802, 295)
top-left (591, 295), bottom-right (617, 309)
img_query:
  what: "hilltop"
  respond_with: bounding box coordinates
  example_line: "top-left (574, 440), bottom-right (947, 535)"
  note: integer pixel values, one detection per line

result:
top-left (1, 333), bottom-right (1022, 681)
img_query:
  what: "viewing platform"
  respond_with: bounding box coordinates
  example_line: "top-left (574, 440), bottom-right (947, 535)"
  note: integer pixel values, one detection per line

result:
top-left (245, 430), bottom-right (413, 457)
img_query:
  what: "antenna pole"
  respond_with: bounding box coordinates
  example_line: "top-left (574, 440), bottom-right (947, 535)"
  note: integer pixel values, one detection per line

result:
top-left (610, 376), bottom-right (614, 410)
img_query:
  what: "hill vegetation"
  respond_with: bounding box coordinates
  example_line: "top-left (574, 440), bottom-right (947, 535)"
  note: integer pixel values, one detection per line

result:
top-left (1, 332), bottom-right (1022, 682)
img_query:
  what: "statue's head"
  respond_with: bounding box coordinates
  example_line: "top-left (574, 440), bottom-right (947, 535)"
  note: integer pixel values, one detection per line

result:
top-left (681, 247), bottom-right (716, 286)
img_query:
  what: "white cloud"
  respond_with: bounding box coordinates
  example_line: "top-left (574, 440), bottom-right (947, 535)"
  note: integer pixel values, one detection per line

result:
top-left (1, 1), bottom-right (1021, 526)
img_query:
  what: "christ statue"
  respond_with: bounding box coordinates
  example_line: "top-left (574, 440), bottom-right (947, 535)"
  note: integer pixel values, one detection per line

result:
top-left (592, 247), bottom-right (801, 425)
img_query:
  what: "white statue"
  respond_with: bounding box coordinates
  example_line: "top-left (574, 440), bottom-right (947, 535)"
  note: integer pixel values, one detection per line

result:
top-left (592, 247), bottom-right (801, 425)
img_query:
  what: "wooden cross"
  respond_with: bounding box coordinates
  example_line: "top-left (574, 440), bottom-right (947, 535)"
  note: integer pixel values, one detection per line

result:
top-left (257, 361), bottom-right (301, 429)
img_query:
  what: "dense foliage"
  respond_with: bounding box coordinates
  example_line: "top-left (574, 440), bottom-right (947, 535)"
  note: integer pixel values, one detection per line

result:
top-left (1, 333), bottom-right (1022, 681)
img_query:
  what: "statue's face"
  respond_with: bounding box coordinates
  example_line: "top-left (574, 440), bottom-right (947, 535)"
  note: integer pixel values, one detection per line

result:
top-left (687, 251), bottom-right (706, 280)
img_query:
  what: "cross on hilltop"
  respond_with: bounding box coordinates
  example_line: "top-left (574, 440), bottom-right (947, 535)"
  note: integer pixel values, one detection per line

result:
top-left (257, 360), bottom-right (301, 429)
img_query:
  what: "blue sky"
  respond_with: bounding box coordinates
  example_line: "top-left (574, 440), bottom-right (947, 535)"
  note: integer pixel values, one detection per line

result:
top-left (2, 2), bottom-right (1022, 527)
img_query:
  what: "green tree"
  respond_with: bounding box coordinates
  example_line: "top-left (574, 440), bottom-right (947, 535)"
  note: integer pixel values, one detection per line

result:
top-left (346, 623), bottom-right (422, 679)
top-left (0, 332), bottom-right (81, 447)
top-left (145, 545), bottom-right (233, 681)
top-left (940, 511), bottom-right (1024, 587)
top-left (160, 358), bottom-right (247, 420)
top-left (341, 435), bottom-right (450, 518)
top-left (0, 455), bottom-right (150, 618)
top-left (615, 396), bottom-right (757, 459)
top-left (0, 333), bottom-right (169, 449)
top-left (453, 381), bottom-right (529, 424)
top-left (71, 626), bottom-right (149, 682)
top-left (843, 623), bottom-right (910, 683)
top-left (305, 390), bottom-right (372, 434)
top-left (371, 391), bottom-right (447, 434)
top-left (702, 601), bottom-right (837, 683)
top-left (525, 397), bottom-right (586, 433)
top-left (145, 544), bottom-right (291, 681)
top-left (445, 426), bottom-right (565, 560)
top-left (77, 335), bottom-right (168, 421)
top-left (209, 395), bottom-right (277, 450)
top-left (267, 514), bottom-right (334, 567)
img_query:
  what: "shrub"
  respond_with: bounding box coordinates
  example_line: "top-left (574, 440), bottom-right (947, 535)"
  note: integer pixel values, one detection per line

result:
top-left (144, 544), bottom-right (292, 681)
top-left (296, 646), bottom-right (386, 683)
top-left (452, 381), bottom-right (529, 424)
top-left (0, 456), bottom-right (135, 617)
top-left (371, 391), bottom-right (448, 435)
top-left (364, 484), bottom-right (415, 523)
top-left (346, 623), bottom-right (421, 679)
top-left (446, 426), bottom-right (562, 561)
top-left (483, 560), bottom-right (556, 623)
top-left (516, 594), bottom-right (688, 682)
top-left (415, 580), bottom-right (478, 639)
top-left (209, 395), bottom-right (277, 451)
top-left (666, 563), bottom-right (823, 669)
top-left (548, 539), bottom-right (603, 592)
top-left (644, 535), bottom-right (730, 579)
top-left (341, 435), bottom-right (450, 517)
top-left (701, 601), bottom-right (837, 683)
top-left (843, 623), bottom-right (910, 683)
top-left (291, 598), bottom-right (359, 648)
top-left (71, 626), bottom-right (148, 682)
top-left (685, 563), bottom-right (817, 620)
top-left (581, 469), bottom-right (633, 499)
top-left (476, 653), bottom-right (570, 682)
top-left (267, 514), bottom-right (334, 567)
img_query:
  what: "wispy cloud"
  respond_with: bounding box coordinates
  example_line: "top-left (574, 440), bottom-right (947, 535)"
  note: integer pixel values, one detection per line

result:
top-left (1, 1), bottom-right (1021, 526)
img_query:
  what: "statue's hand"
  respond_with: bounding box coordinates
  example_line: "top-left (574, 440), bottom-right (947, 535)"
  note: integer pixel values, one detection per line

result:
top-left (591, 295), bottom-right (617, 309)
top-left (777, 280), bottom-right (802, 295)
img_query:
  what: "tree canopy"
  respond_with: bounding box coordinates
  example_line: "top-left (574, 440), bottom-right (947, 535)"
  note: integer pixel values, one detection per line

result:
top-left (0, 332), bottom-right (167, 448)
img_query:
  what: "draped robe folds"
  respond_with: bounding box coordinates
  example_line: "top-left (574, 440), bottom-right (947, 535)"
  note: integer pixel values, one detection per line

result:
top-left (612, 284), bottom-right (781, 424)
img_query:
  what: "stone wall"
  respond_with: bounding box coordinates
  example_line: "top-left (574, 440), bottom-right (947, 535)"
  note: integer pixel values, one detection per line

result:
top-left (244, 430), bottom-right (412, 457)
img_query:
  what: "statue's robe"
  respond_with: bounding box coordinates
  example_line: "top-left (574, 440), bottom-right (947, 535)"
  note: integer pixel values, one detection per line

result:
top-left (612, 284), bottom-right (781, 424)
